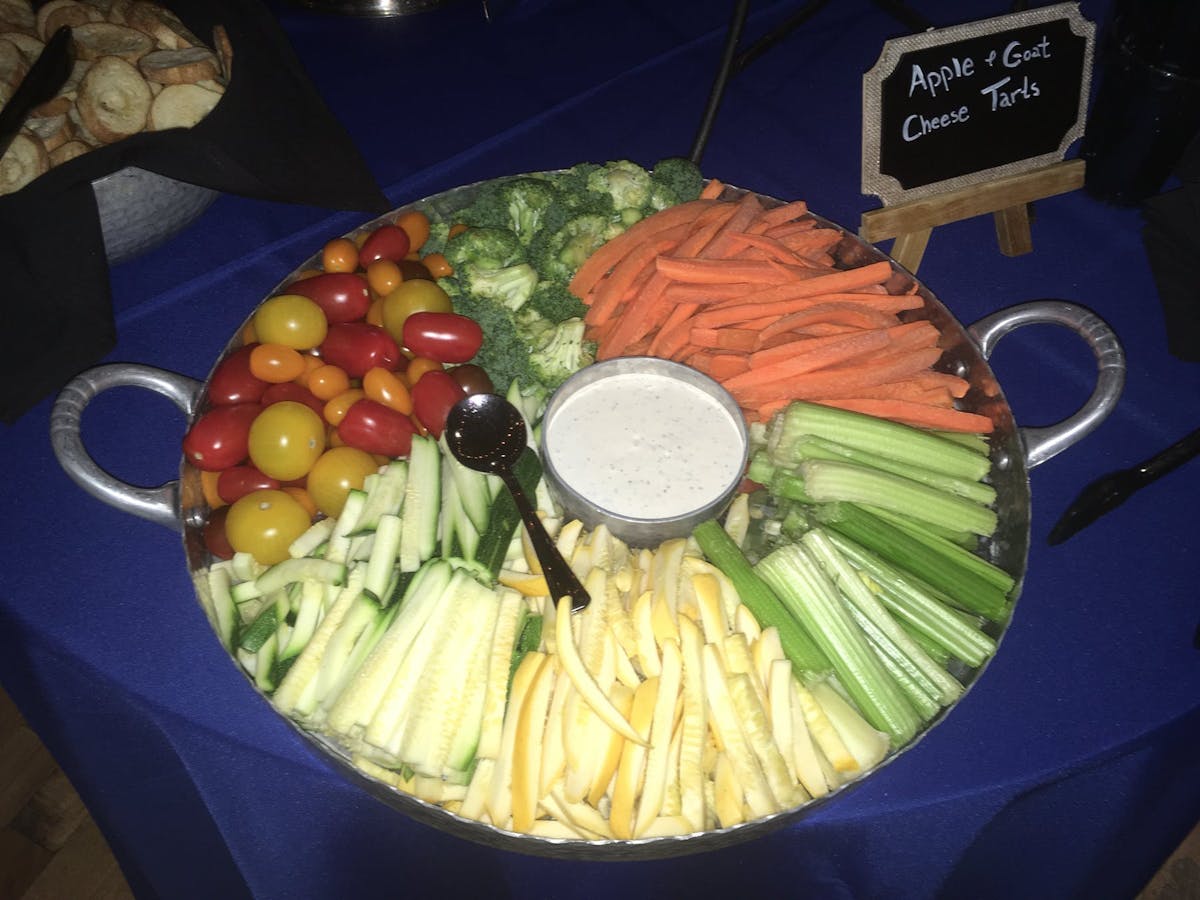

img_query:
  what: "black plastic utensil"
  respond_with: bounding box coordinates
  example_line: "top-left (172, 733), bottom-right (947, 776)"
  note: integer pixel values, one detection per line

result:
top-left (444, 393), bottom-right (590, 611)
top-left (1048, 425), bottom-right (1200, 545)
top-left (0, 26), bottom-right (74, 160)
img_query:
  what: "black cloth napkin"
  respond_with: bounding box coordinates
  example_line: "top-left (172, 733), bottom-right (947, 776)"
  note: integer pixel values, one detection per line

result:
top-left (1142, 131), bottom-right (1200, 362)
top-left (0, 0), bottom-right (390, 424)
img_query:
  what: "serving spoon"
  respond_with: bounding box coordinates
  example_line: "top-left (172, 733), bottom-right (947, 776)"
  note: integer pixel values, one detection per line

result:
top-left (444, 393), bottom-right (590, 611)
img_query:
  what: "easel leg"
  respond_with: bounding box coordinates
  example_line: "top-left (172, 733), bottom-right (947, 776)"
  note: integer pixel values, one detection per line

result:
top-left (891, 227), bottom-right (933, 273)
top-left (993, 204), bottom-right (1033, 257)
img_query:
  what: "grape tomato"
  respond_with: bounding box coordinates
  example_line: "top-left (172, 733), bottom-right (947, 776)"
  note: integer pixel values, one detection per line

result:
top-left (208, 345), bottom-right (268, 406)
top-left (183, 403), bottom-right (260, 471)
top-left (379, 280), bottom-right (452, 344)
top-left (338, 399), bottom-right (415, 457)
top-left (449, 364), bottom-right (494, 396)
top-left (402, 312), bottom-right (483, 364)
top-left (217, 465), bottom-right (280, 504)
top-left (286, 272), bottom-right (371, 324)
top-left (411, 370), bottom-right (466, 438)
top-left (260, 381), bottom-right (326, 416)
top-left (249, 344), bottom-right (308, 383)
top-left (318, 322), bottom-right (402, 378)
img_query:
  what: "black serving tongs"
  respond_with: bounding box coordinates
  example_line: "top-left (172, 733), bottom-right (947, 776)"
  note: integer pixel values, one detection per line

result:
top-left (0, 26), bottom-right (74, 160)
top-left (1048, 425), bottom-right (1200, 545)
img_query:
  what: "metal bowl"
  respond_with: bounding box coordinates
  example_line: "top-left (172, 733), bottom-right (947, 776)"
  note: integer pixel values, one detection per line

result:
top-left (92, 166), bottom-right (218, 265)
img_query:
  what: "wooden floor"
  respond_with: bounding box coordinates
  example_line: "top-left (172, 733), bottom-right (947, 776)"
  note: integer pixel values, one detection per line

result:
top-left (0, 682), bottom-right (1196, 900)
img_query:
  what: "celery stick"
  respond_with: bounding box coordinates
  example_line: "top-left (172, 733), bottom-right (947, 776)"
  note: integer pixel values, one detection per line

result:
top-left (828, 531), bottom-right (998, 665)
top-left (693, 520), bottom-right (831, 678)
top-left (756, 542), bottom-right (920, 748)
top-left (802, 528), bottom-right (963, 706)
top-left (767, 401), bottom-right (991, 482)
top-left (787, 434), bottom-right (997, 506)
top-left (817, 503), bottom-right (1012, 621)
top-left (799, 459), bottom-right (997, 537)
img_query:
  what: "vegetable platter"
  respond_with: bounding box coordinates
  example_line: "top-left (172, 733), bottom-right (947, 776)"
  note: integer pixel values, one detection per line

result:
top-left (50, 166), bottom-right (1124, 860)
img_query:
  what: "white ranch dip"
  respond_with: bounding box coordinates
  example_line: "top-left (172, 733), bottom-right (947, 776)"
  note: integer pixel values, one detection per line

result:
top-left (543, 371), bottom-right (746, 520)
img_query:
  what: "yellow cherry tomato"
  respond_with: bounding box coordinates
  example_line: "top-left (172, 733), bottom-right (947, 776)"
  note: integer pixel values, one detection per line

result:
top-left (253, 294), bottom-right (328, 350)
top-left (247, 400), bottom-right (326, 481)
top-left (394, 209), bottom-right (431, 254)
top-left (366, 258), bottom-right (403, 297)
top-left (306, 446), bottom-right (379, 517)
top-left (323, 388), bottom-right (365, 427)
top-left (366, 297), bottom-right (385, 328)
top-left (307, 363), bottom-right (351, 401)
top-left (362, 366), bottom-right (413, 415)
top-left (421, 252), bottom-right (453, 278)
top-left (249, 343), bottom-right (308, 383)
top-left (322, 237), bottom-right (359, 273)
top-left (224, 489), bottom-right (312, 565)
top-left (380, 280), bottom-right (453, 345)
top-left (241, 321), bottom-right (258, 344)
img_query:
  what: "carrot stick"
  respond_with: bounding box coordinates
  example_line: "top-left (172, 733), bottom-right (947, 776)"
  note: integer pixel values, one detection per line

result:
top-left (732, 346), bottom-right (945, 404)
top-left (569, 199), bottom-right (714, 297)
top-left (756, 302), bottom-right (899, 342)
top-left (647, 301), bottom-right (702, 357)
top-left (722, 329), bottom-right (893, 394)
top-left (584, 231), bottom-right (686, 326)
top-left (661, 282), bottom-right (761, 305)
top-left (700, 178), bottom-right (726, 200)
top-left (699, 193), bottom-right (765, 259)
top-left (814, 398), bottom-right (993, 433)
top-left (723, 232), bottom-right (824, 268)
top-left (754, 199), bottom-right (810, 228)
top-left (688, 327), bottom-right (760, 353)
top-left (653, 256), bottom-right (806, 284)
top-left (762, 219), bottom-right (817, 239)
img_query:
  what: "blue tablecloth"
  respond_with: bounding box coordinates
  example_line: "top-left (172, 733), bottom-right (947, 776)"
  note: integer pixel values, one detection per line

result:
top-left (3, 1), bottom-right (1198, 897)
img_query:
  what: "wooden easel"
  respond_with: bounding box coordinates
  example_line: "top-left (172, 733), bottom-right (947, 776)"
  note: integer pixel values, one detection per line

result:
top-left (859, 158), bottom-right (1086, 273)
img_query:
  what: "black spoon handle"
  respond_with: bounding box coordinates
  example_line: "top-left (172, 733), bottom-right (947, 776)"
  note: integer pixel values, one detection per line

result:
top-left (499, 468), bottom-right (590, 612)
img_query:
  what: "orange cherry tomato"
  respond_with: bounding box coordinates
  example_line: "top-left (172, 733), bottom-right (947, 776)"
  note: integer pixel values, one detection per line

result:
top-left (200, 469), bottom-right (225, 509)
top-left (403, 356), bottom-right (443, 387)
top-left (421, 252), bottom-right (452, 278)
top-left (322, 237), bottom-right (359, 273)
top-left (362, 366), bottom-right (413, 415)
top-left (366, 259), bottom-right (402, 297)
top-left (308, 364), bottom-right (351, 401)
top-left (295, 353), bottom-right (324, 386)
top-left (448, 223), bottom-right (469, 239)
top-left (323, 388), bottom-right (365, 426)
top-left (250, 343), bottom-right (308, 383)
top-left (394, 209), bottom-right (432, 253)
top-left (282, 485), bottom-right (319, 518)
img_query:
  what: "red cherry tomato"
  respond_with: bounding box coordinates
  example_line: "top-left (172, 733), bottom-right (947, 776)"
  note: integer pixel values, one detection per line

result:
top-left (411, 370), bottom-right (466, 439)
top-left (358, 224), bottom-right (412, 266)
top-left (203, 506), bottom-right (235, 560)
top-left (260, 381), bottom-right (326, 417)
top-left (207, 344), bottom-right (268, 406)
top-left (286, 272), bottom-right (372, 324)
top-left (182, 403), bottom-right (260, 471)
top-left (217, 464), bottom-right (281, 504)
top-left (402, 311), bottom-right (483, 364)
top-left (337, 399), bottom-right (416, 457)
top-left (319, 322), bottom-right (402, 379)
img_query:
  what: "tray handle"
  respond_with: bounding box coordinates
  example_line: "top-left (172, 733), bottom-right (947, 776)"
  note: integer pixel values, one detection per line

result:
top-left (967, 300), bottom-right (1125, 470)
top-left (50, 364), bottom-right (203, 531)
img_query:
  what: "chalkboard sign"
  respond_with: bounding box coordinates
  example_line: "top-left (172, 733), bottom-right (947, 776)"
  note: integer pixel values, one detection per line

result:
top-left (862, 3), bottom-right (1094, 204)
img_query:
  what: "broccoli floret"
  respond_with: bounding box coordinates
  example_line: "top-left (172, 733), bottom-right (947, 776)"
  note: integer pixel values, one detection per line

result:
top-left (531, 214), bottom-right (624, 283)
top-left (421, 218), bottom-right (452, 256)
top-left (650, 156), bottom-right (705, 206)
top-left (529, 318), bottom-right (595, 390)
top-left (438, 277), bottom-right (537, 394)
top-left (526, 280), bottom-right (589, 324)
top-left (585, 160), bottom-right (653, 218)
top-left (444, 226), bottom-right (525, 271)
top-left (456, 177), bottom-right (570, 246)
top-left (460, 262), bottom-right (539, 312)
